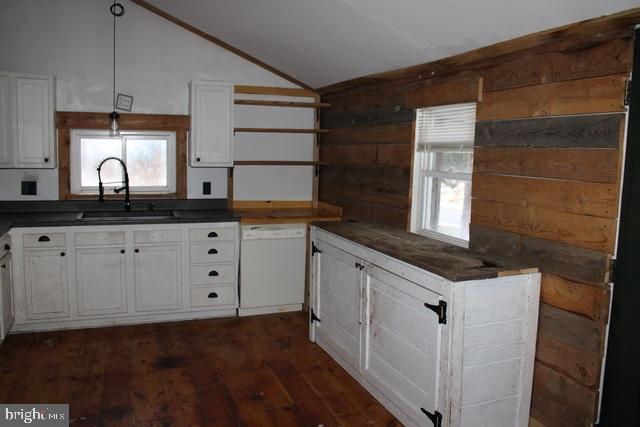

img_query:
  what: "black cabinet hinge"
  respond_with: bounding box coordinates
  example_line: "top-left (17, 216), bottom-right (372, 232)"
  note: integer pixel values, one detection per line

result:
top-left (355, 262), bottom-right (364, 270)
top-left (609, 258), bottom-right (617, 283)
top-left (424, 300), bottom-right (447, 324)
top-left (312, 241), bottom-right (322, 256)
top-left (624, 79), bottom-right (632, 106)
top-left (311, 308), bottom-right (321, 323)
top-left (420, 408), bottom-right (442, 427)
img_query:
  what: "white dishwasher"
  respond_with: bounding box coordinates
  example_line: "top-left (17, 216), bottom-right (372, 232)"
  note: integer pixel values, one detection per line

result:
top-left (240, 223), bottom-right (307, 316)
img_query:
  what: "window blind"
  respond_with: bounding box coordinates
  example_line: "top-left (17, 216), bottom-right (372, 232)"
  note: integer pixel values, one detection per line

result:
top-left (415, 103), bottom-right (476, 151)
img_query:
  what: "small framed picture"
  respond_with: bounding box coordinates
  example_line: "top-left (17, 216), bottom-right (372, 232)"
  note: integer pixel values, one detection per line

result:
top-left (116, 93), bottom-right (134, 112)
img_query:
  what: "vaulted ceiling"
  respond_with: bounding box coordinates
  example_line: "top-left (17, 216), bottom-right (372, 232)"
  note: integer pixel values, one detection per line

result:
top-left (144, 0), bottom-right (639, 89)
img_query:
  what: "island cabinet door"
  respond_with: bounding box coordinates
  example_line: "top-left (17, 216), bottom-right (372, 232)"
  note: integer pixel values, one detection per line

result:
top-left (312, 239), bottom-right (364, 373)
top-left (362, 264), bottom-right (446, 427)
top-left (133, 244), bottom-right (182, 312)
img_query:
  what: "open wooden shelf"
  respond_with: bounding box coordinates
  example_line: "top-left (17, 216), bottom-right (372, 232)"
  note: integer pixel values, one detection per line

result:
top-left (234, 160), bottom-right (329, 166)
top-left (234, 127), bottom-right (329, 134)
top-left (234, 99), bottom-right (331, 108)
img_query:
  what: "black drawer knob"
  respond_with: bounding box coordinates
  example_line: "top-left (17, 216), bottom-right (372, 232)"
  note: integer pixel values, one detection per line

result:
top-left (4, 244), bottom-right (10, 251)
top-left (38, 236), bottom-right (50, 242)
top-left (134, 249), bottom-right (139, 253)
top-left (196, 157), bottom-right (201, 162)
top-left (208, 271), bottom-right (219, 277)
top-left (44, 157), bottom-right (49, 163)
top-left (120, 249), bottom-right (125, 254)
top-left (207, 292), bottom-right (218, 299)
top-left (60, 252), bottom-right (65, 257)
top-left (207, 232), bottom-right (218, 238)
top-left (1, 265), bottom-right (5, 269)
top-left (208, 248), bottom-right (218, 255)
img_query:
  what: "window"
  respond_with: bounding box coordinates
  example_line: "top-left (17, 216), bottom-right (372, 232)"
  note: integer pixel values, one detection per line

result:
top-left (70, 130), bottom-right (176, 195)
top-left (410, 103), bottom-right (476, 246)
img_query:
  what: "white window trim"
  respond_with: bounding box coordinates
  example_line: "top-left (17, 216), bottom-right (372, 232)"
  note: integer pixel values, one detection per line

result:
top-left (409, 103), bottom-right (476, 248)
top-left (70, 129), bottom-right (177, 195)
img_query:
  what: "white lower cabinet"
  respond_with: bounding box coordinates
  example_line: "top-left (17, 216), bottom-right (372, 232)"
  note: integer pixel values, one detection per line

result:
top-left (0, 235), bottom-right (14, 340)
top-left (133, 244), bottom-right (182, 312)
top-left (24, 248), bottom-right (69, 320)
top-left (9, 222), bottom-right (239, 332)
top-left (310, 227), bottom-right (540, 427)
top-left (75, 247), bottom-right (127, 316)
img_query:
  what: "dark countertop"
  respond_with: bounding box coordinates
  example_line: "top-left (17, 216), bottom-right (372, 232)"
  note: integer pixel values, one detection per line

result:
top-left (315, 222), bottom-right (538, 282)
top-left (0, 199), bottom-right (238, 236)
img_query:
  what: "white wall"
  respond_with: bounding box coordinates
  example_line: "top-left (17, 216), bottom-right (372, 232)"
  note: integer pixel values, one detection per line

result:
top-left (0, 0), bottom-right (313, 201)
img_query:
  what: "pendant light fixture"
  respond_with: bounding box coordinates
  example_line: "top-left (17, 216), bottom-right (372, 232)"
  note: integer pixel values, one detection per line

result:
top-left (109, 1), bottom-right (125, 136)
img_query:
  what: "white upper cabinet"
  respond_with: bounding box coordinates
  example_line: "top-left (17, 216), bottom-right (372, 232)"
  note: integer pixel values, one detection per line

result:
top-left (0, 73), bottom-right (14, 166)
top-left (0, 72), bottom-right (55, 169)
top-left (189, 81), bottom-right (233, 167)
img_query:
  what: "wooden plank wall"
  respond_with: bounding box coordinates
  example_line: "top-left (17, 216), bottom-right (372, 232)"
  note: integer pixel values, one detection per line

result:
top-left (319, 32), bottom-right (633, 426)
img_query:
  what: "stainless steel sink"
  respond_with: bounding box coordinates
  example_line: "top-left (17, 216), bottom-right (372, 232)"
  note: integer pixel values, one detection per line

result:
top-left (78, 210), bottom-right (179, 221)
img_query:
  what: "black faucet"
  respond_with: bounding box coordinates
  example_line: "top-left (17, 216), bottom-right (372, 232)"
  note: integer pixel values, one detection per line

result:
top-left (97, 156), bottom-right (131, 211)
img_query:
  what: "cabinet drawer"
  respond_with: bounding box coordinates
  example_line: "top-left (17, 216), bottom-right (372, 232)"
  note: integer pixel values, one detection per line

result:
top-left (190, 285), bottom-right (236, 308)
top-left (189, 242), bottom-right (235, 263)
top-left (24, 232), bottom-right (66, 248)
top-left (190, 263), bottom-right (236, 285)
top-left (75, 231), bottom-right (125, 247)
top-left (189, 227), bottom-right (236, 242)
top-left (134, 229), bottom-right (181, 244)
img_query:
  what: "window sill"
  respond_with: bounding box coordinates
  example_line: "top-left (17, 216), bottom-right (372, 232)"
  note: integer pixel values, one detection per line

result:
top-left (411, 228), bottom-right (469, 249)
top-left (66, 193), bottom-right (178, 200)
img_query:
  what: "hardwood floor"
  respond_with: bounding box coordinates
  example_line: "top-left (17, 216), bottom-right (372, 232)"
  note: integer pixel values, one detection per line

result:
top-left (0, 312), bottom-right (400, 426)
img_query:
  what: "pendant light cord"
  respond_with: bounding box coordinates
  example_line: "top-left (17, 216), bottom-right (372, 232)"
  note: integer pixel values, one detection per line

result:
top-left (110, 1), bottom-right (125, 111)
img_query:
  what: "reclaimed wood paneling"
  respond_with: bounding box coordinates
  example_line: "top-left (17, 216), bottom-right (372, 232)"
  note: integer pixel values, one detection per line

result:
top-left (320, 122), bottom-right (413, 145)
top-left (321, 105), bottom-right (414, 129)
top-left (406, 73), bottom-right (480, 108)
top-left (56, 111), bottom-right (190, 130)
top-left (532, 361), bottom-right (599, 427)
top-left (475, 114), bottom-right (624, 148)
top-left (481, 36), bottom-right (632, 92)
top-left (477, 74), bottom-right (627, 120)
top-left (471, 199), bottom-right (616, 252)
top-left (541, 274), bottom-right (610, 323)
top-left (535, 333), bottom-right (602, 388)
top-left (474, 147), bottom-right (619, 183)
top-left (472, 174), bottom-right (618, 218)
top-left (469, 224), bottom-right (609, 285)
top-left (538, 303), bottom-right (605, 354)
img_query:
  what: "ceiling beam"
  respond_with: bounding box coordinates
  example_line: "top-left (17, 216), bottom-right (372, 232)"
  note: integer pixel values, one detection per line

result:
top-left (130, 0), bottom-right (316, 93)
top-left (318, 7), bottom-right (640, 95)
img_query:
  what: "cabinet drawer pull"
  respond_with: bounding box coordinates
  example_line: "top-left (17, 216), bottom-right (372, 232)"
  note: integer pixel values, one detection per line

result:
top-left (134, 249), bottom-right (139, 253)
top-left (207, 232), bottom-right (218, 238)
top-left (208, 270), bottom-right (219, 277)
top-left (60, 252), bottom-right (65, 257)
top-left (44, 157), bottom-right (49, 163)
top-left (4, 244), bottom-right (10, 251)
top-left (208, 248), bottom-right (218, 254)
top-left (38, 236), bottom-right (50, 242)
top-left (120, 249), bottom-right (125, 254)
top-left (196, 157), bottom-right (201, 162)
top-left (1, 265), bottom-right (5, 269)
top-left (207, 292), bottom-right (218, 299)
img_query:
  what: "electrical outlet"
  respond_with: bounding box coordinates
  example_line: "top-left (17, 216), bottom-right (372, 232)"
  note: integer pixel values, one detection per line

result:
top-left (203, 181), bottom-right (211, 195)
top-left (21, 181), bottom-right (37, 196)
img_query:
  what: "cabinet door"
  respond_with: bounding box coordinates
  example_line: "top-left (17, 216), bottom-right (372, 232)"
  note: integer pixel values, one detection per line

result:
top-left (363, 264), bottom-right (445, 425)
top-left (15, 76), bottom-right (54, 167)
top-left (312, 240), bottom-right (363, 372)
top-left (24, 249), bottom-right (69, 320)
top-left (190, 81), bottom-right (233, 167)
top-left (0, 73), bottom-right (13, 166)
top-left (133, 244), bottom-right (182, 312)
top-left (0, 253), bottom-right (13, 338)
top-left (75, 247), bottom-right (127, 316)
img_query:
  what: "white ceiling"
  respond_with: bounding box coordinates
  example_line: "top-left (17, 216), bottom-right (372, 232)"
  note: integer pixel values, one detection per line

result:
top-left (145, 0), bottom-right (639, 88)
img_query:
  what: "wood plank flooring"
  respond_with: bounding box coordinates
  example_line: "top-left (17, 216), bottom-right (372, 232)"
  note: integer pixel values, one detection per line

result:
top-left (0, 312), bottom-right (400, 426)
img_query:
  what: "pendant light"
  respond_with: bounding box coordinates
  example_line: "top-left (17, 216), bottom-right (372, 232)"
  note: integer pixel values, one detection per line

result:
top-left (109, 1), bottom-right (125, 136)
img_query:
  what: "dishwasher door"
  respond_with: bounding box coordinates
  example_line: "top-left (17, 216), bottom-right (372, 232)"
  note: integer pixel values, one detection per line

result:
top-left (240, 224), bottom-right (307, 316)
